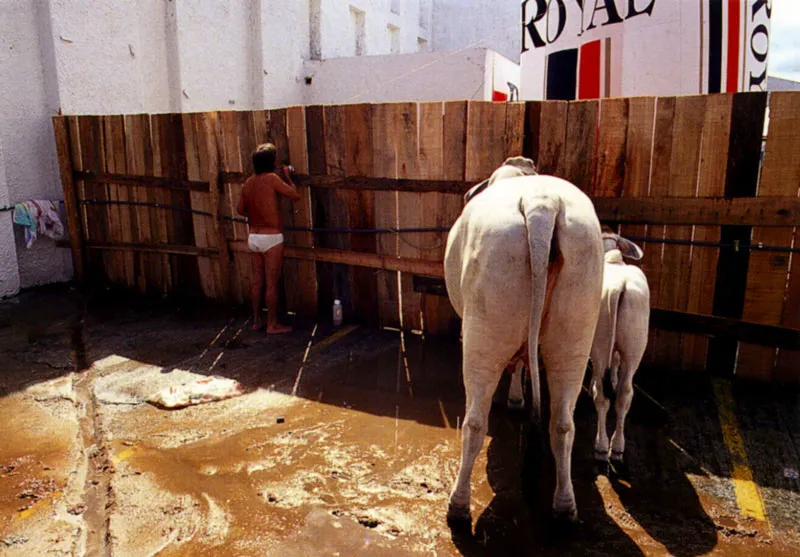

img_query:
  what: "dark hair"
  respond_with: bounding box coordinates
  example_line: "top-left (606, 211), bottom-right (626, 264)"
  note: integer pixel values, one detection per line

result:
top-left (252, 143), bottom-right (277, 174)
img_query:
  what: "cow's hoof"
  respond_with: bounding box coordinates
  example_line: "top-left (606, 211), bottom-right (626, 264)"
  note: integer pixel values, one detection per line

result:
top-left (594, 460), bottom-right (610, 477)
top-left (549, 508), bottom-right (582, 538)
top-left (507, 398), bottom-right (525, 411)
top-left (552, 507), bottom-right (580, 524)
top-left (447, 501), bottom-right (471, 524)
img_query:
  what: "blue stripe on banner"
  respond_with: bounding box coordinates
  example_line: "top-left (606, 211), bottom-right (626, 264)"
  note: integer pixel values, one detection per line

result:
top-left (546, 48), bottom-right (578, 101)
top-left (708, 0), bottom-right (723, 94)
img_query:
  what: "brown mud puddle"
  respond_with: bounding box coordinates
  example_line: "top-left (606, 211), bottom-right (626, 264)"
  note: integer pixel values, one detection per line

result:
top-left (111, 393), bottom-right (469, 556)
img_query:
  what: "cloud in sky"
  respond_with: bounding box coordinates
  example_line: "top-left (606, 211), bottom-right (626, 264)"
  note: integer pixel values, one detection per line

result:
top-left (769, 1), bottom-right (800, 81)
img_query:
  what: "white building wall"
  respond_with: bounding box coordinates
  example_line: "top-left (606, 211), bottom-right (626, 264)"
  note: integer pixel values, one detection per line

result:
top-left (0, 0), bottom-right (71, 296)
top-left (431, 0), bottom-right (520, 63)
top-left (318, 0), bottom-right (431, 59)
top-left (303, 48), bottom-right (492, 104)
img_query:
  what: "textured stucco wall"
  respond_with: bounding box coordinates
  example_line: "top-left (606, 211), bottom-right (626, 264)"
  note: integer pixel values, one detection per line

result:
top-left (431, 0), bottom-right (519, 63)
top-left (0, 0), bottom-right (71, 294)
top-left (319, 0), bottom-right (431, 59)
top-left (302, 48), bottom-right (490, 104)
top-left (0, 140), bottom-right (21, 298)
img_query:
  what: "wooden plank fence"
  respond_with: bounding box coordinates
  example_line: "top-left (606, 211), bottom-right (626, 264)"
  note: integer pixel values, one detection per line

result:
top-left (53, 92), bottom-right (800, 384)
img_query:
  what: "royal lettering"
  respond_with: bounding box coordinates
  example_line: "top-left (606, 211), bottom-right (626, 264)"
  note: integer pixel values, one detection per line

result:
top-left (627, 0), bottom-right (655, 18)
top-left (750, 23), bottom-right (768, 63)
top-left (587, 0), bottom-right (624, 30)
top-left (522, 0), bottom-right (656, 51)
top-left (751, 0), bottom-right (772, 19)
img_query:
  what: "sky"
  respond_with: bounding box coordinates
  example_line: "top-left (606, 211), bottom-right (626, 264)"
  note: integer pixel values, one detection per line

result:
top-left (770, 2), bottom-right (800, 81)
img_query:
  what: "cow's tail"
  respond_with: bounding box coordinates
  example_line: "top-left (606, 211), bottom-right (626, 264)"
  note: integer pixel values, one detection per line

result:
top-left (520, 197), bottom-right (559, 431)
top-left (602, 284), bottom-right (624, 402)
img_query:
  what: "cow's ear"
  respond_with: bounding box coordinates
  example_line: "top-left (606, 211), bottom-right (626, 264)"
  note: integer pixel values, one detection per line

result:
top-left (464, 179), bottom-right (489, 204)
top-left (617, 236), bottom-right (644, 260)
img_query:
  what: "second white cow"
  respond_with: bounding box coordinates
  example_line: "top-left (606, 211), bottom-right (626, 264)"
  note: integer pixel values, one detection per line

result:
top-left (589, 232), bottom-right (650, 467)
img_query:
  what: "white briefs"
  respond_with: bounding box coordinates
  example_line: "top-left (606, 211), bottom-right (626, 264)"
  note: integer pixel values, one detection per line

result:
top-left (248, 233), bottom-right (284, 253)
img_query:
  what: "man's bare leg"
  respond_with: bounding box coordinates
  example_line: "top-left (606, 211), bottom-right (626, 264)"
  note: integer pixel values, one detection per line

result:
top-left (264, 243), bottom-right (291, 334)
top-left (250, 252), bottom-right (265, 330)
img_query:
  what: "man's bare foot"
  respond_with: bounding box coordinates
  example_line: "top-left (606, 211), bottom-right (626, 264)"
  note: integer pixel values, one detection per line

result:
top-left (266, 323), bottom-right (292, 334)
top-left (251, 319), bottom-right (262, 331)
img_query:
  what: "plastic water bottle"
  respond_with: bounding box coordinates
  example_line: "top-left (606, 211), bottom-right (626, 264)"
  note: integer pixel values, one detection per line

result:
top-left (332, 299), bottom-right (343, 327)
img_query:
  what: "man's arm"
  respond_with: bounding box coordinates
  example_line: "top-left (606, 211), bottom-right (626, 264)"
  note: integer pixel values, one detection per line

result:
top-left (237, 183), bottom-right (248, 216)
top-left (273, 168), bottom-right (301, 200)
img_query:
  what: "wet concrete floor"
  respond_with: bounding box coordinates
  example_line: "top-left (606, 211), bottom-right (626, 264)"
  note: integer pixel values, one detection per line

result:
top-left (1, 285), bottom-right (799, 555)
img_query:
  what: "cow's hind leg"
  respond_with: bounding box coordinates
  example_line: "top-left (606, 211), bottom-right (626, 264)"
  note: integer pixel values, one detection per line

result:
top-left (448, 334), bottom-right (512, 522)
top-left (610, 358), bottom-right (637, 466)
top-left (590, 356), bottom-right (611, 464)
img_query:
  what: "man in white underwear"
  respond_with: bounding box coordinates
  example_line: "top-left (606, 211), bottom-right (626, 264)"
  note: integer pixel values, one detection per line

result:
top-left (237, 143), bottom-right (301, 333)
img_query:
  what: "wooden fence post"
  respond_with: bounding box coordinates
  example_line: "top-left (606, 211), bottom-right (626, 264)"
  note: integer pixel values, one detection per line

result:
top-left (52, 116), bottom-right (86, 284)
top-left (203, 112), bottom-right (231, 302)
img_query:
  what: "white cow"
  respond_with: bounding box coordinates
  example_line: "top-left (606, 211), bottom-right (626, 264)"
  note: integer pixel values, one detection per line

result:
top-left (444, 157), bottom-right (604, 523)
top-left (589, 232), bottom-right (650, 467)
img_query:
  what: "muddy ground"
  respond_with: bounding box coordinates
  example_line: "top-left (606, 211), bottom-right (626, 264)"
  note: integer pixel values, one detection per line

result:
top-left (1, 285), bottom-right (799, 556)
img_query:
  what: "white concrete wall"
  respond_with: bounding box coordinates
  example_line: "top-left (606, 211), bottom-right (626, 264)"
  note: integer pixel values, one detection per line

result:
top-left (0, 0), bottom-right (71, 296)
top-left (0, 142), bottom-right (21, 298)
top-left (302, 48), bottom-right (490, 104)
top-left (431, 0), bottom-right (520, 63)
top-left (318, 0), bottom-right (432, 59)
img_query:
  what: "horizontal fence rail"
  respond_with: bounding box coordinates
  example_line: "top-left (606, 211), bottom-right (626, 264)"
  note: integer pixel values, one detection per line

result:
top-left (53, 92), bottom-right (800, 384)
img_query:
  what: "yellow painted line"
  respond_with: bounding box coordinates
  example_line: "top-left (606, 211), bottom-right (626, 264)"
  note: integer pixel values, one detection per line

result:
top-left (309, 325), bottom-right (359, 352)
top-left (712, 379), bottom-right (767, 523)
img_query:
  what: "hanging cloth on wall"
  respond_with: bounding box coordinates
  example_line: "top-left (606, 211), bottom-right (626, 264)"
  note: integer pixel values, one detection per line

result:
top-left (12, 200), bottom-right (65, 248)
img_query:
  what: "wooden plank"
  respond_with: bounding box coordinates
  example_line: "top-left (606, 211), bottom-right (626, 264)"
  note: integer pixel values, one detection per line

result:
top-left (443, 101), bottom-right (467, 182)
top-left (320, 105), bottom-right (353, 320)
top-left (563, 99), bottom-right (598, 193)
top-left (286, 105), bottom-right (318, 317)
top-left (537, 100), bottom-right (568, 177)
top-left (183, 112), bottom-right (216, 300)
top-left (657, 95), bottom-right (706, 369)
top-left (164, 113), bottom-right (199, 296)
top-left (72, 171), bottom-right (209, 191)
top-left (649, 309), bottom-right (800, 351)
top-left (85, 241), bottom-right (218, 257)
top-left (149, 114), bottom-right (173, 293)
top-left (52, 116), bottom-right (86, 283)
top-left (683, 94), bottom-right (733, 371)
top-left (279, 246), bottom-right (445, 278)
top-left (371, 103), bottom-right (400, 329)
top-left (202, 112), bottom-right (230, 302)
top-left (343, 103), bottom-right (379, 325)
top-left (776, 231), bottom-right (800, 383)
top-left (465, 101), bottom-right (507, 182)
top-left (217, 110), bottom-right (245, 303)
top-left (123, 114), bottom-right (152, 293)
top-left (621, 97), bottom-right (655, 198)
top-left (504, 102), bottom-right (525, 159)
top-left (522, 101), bottom-right (542, 163)
top-left (708, 92), bottom-right (767, 377)
top-left (617, 97), bottom-right (655, 344)
top-left (100, 116), bottom-right (121, 284)
top-left (594, 196), bottom-right (800, 226)
top-left (739, 92), bottom-right (800, 381)
top-left (67, 117), bottom-right (90, 246)
top-left (593, 98), bottom-right (628, 197)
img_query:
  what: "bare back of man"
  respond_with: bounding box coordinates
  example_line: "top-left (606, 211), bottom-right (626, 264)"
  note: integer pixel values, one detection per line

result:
top-left (238, 158), bottom-right (301, 334)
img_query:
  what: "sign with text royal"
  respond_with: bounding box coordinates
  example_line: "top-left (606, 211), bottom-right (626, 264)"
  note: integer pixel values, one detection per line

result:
top-left (520, 0), bottom-right (771, 100)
